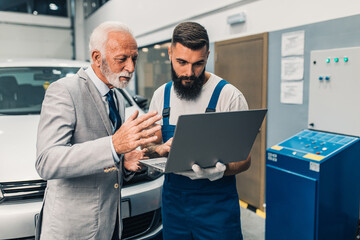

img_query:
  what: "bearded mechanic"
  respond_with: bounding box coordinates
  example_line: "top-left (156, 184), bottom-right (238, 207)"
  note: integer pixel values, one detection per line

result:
top-left (145, 22), bottom-right (251, 240)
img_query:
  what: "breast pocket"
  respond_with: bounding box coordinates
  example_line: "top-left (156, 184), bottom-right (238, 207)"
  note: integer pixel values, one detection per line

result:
top-left (51, 187), bottom-right (100, 239)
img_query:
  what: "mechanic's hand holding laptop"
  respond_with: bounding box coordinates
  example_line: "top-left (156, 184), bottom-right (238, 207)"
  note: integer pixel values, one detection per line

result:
top-left (176, 162), bottom-right (227, 181)
top-left (140, 110), bottom-right (267, 179)
top-left (149, 136), bottom-right (227, 181)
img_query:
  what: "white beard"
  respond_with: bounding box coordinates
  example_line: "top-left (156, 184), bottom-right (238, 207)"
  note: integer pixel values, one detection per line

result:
top-left (101, 59), bottom-right (133, 89)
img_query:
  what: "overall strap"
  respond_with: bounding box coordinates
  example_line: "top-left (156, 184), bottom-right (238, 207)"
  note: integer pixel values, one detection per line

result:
top-left (162, 81), bottom-right (173, 125)
top-left (206, 79), bottom-right (229, 112)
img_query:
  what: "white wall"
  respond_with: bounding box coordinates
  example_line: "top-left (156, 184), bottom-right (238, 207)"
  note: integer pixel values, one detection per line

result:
top-left (0, 11), bottom-right (73, 59)
top-left (84, 0), bottom-right (360, 50)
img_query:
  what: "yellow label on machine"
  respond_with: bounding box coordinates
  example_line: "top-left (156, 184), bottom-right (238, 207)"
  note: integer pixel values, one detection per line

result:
top-left (271, 145), bottom-right (283, 151)
top-left (303, 153), bottom-right (325, 161)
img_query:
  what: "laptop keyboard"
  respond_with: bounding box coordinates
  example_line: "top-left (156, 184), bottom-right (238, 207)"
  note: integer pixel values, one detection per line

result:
top-left (153, 162), bottom-right (166, 168)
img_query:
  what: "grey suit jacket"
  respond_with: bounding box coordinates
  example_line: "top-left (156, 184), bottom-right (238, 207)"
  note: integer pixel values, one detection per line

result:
top-left (35, 68), bottom-right (126, 240)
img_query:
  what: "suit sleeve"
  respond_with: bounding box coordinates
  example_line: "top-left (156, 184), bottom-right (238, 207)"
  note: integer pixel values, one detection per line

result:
top-left (35, 81), bottom-right (114, 180)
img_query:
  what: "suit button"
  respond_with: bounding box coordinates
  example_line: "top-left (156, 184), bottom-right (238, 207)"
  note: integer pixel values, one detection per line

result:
top-left (114, 183), bottom-right (119, 189)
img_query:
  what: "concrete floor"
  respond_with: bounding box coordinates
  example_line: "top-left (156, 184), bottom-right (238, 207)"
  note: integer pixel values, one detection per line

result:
top-left (240, 208), bottom-right (360, 240)
top-left (240, 206), bottom-right (265, 240)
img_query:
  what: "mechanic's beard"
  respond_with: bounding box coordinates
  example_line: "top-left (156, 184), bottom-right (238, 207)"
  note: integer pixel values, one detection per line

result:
top-left (101, 59), bottom-right (132, 89)
top-left (171, 63), bottom-right (205, 101)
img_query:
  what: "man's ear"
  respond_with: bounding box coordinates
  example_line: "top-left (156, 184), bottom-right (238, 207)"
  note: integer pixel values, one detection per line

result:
top-left (91, 50), bottom-right (102, 67)
top-left (168, 46), bottom-right (172, 61)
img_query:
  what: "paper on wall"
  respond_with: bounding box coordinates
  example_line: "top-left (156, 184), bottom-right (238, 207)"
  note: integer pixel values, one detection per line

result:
top-left (281, 81), bottom-right (303, 104)
top-left (281, 30), bottom-right (305, 57)
top-left (281, 57), bottom-right (304, 81)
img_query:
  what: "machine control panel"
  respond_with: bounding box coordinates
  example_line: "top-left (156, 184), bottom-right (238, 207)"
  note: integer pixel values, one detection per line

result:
top-left (270, 130), bottom-right (358, 162)
top-left (309, 47), bottom-right (360, 136)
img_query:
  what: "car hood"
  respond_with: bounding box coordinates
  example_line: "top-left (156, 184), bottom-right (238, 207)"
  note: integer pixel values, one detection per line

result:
top-left (0, 106), bottom-right (142, 183)
top-left (0, 115), bottom-right (41, 182)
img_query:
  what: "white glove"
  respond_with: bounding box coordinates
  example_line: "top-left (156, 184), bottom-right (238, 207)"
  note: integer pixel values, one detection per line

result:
top-left (175, 162), bottom-right (226, 181)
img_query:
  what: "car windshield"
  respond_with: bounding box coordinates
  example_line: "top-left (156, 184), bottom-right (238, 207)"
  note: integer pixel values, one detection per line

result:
top-left (0, 67), bottom-right (79, 115)
top-left (0, 67), bottom-right (132, 115)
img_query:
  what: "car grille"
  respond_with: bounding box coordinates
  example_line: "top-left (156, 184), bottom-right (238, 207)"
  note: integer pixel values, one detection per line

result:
top-left (0, 171), bottom-right (153, 203)
top-left (122, 208), bottom-right (162, 240)
top-left (0, 179), bottom-right (162, 239)
top-left (0, 180), bottom-right (46, 202)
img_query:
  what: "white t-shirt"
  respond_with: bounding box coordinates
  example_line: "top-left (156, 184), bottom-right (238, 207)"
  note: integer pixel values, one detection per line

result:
top-left (149, 73), bottom-right (249, 126)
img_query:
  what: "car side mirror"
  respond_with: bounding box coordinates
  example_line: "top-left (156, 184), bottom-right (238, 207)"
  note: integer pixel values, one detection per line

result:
top-left (132, 95), bottom-right (148, 111)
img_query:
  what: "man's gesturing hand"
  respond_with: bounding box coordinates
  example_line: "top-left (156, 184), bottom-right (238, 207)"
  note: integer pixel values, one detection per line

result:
top-left (124, 149), bottom-right (148, 172)
top-left (112, 110), bottom-right (162, 155)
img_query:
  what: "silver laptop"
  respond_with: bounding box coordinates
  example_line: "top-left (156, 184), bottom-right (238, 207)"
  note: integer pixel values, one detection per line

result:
top-left (139, 109), bottom-right (267, 173)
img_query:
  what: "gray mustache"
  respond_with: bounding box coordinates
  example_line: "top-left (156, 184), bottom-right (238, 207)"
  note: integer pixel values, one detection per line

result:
top-left (118, 72), bottom-right (133, 78)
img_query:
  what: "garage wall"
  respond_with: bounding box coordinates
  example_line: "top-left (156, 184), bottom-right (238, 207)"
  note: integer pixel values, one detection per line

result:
top-left (84, 0), bottom-right (360, 48)
top-left (267, 14), bottom-right (360, 147)
top-left (0, 11), bottom-right (73, 59)
top-left (82, 1), bottom-right (360, 147)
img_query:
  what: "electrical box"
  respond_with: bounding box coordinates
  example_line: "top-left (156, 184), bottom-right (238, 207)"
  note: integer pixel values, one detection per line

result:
top-left (266, 130), bottom-right (360, 240)
top-left (266, 47), bottom-right (360, 239)
top-left (308, 47), bottom-right (360, 137)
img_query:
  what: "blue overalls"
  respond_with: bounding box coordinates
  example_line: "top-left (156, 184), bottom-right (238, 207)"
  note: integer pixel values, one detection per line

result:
top-left (161, 80), bottom-right (243, 240)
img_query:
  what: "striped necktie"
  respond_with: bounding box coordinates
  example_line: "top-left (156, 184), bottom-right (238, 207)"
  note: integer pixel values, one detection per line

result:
top-left (106, 90), bottom-right (121, 132)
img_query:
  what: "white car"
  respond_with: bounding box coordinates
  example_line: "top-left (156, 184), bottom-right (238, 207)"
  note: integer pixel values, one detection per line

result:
top-left (0, 59), bottom-right (163, 240)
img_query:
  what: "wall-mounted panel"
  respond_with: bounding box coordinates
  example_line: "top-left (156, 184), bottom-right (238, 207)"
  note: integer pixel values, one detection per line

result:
top-left (267, 14), bottom-right (360, 147)
top-left (309, 47), bottom-right (360, 137)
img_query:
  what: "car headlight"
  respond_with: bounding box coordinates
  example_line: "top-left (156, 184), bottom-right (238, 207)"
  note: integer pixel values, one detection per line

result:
top-left (0, 185), bottom-right (4, 203)
top-left (146, 167), bottom-right (163, 180)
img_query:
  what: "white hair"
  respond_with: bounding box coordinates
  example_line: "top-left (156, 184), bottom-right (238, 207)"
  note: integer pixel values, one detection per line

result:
top-left (89, 21), bottom-right (134, 63)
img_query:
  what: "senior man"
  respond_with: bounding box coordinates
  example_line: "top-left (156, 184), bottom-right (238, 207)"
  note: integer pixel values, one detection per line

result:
top-left (35, 21), bottom-right (161, 240)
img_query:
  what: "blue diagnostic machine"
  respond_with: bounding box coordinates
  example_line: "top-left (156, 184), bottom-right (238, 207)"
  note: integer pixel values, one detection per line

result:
top-left (266, 130), bottom-right (360, 240)
top-left (266, 47), bottom-right (360, 240)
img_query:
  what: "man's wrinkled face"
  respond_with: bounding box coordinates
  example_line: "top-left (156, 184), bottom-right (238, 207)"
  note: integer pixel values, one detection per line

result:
top-left (101, 31), bottom-right (138, 89)
top-left (169, 43), bottom-right (209, 100)
top-left (100, 58), bottom-right (132, 89)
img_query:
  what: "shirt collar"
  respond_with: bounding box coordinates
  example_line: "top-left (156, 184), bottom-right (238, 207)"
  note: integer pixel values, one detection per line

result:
top-left (85, 66), bottom-right (110, 97)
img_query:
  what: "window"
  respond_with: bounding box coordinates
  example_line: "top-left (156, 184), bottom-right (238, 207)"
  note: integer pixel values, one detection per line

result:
top-left (0, 66), bottom-right (135, 114)
top-left (83, 0), bottom-right (110, 18)
top-left (136, 42), bottom-right (171, 107)
top-left (0, 0), bottom-right (68, 17)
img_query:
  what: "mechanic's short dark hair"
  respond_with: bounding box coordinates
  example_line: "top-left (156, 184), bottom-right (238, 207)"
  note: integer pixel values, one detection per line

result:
top-left (172, 22), bottom-right (209, 50)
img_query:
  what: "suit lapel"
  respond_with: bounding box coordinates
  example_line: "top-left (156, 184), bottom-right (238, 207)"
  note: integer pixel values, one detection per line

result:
top-left (78, 68), bottom-right (113, 135)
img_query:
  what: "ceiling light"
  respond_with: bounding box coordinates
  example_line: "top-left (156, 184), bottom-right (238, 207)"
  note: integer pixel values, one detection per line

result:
top-left (49, 3), bottom-right (59, 11)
